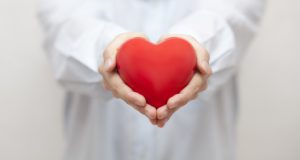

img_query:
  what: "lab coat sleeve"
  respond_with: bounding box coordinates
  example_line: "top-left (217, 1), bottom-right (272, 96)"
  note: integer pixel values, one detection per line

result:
top-left (167, 0), bottom-right (266, 100)
top-left (37, 0), bottom-right (127, 98)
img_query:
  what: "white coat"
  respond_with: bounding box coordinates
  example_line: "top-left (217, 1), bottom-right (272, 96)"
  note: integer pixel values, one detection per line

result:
top-left (38, 0), bottom-right (265, 160)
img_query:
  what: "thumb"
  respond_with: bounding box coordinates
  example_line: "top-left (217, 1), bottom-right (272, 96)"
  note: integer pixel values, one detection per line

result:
top-left (198, 60), bottom-right (212, 77)
top-left (194, 45), bottom-right (212, 76)
top-left (103, 44), bottom-right (119, 72)
top-left (104, 56), bottom-right (116, 72)
top-left (103, 32), bottom-right (149, 72)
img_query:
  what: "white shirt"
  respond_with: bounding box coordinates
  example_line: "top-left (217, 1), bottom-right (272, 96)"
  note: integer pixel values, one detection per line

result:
top-left (38, 0), bottom-right (265, 160)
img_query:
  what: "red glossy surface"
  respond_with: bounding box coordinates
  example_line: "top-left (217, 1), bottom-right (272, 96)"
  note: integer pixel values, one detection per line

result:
top-left (116, 37), bottom-right (197, 108)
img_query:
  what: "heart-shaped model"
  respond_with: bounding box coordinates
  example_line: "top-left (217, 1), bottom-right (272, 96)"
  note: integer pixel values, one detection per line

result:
top-left (116, 37), bottom-right (197, 108)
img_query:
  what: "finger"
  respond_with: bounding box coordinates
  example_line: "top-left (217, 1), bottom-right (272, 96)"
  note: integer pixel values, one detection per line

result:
top-left (157, 120), bottom-right (165, 128)
top-left (103, 38), bottom-right (129, 72)
top-left (157, 106), bottom-right (180, 127)
top-left (157, 105), bottom-right (169, 120)
top-left (168, 73), bottom-right (207, 109)
top-left (157, 105), bottom-right (178, 120)
top-left (128, 103), bottom-right (156, 121)
top-left (104, 73), bottom-right (146, 107)
top-left (98, 63), bottom-right (105, 74)
top-left (102, 37), bottom-right (125, 72)
top-left (157, 112), bottom-right (175, 128)
top-left (194, 46), bottom-right (211, 76)
top-left (150, 118), bottom-right (158, 125)
top-left (157, 118), bottom-right (169, 128)
top-left (161, 35), bottom-right (211, 74)
top-left (144, 104), bottom-right (157, 120)
top-left (198, 61), bottom-right (212, 77)
top-left (103, 49), bottom-right (117, 72)
top-left (159, 34), bottom-right (211, 76)
top-left (100, 61), bottom-right (147, 107)
top-left (101, 81), bottom-right (111, 91)
top-left (128, 103), bottom-right (148, 117)
top-left (123, 91), bottom-right (147, 107)
top-left (167, 94), bottom-right (188, 110)
top-left (195, 44), bottom-right (210, 63)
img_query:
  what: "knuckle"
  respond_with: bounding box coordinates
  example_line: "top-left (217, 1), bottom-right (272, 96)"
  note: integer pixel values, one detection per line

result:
top-left (191, 93), bottom-right (199, 100)
top-left (117, 88), bottom-right (133, 102)
top-left (111, 81), bottom-right (122, 91)
top-left (195, 84), bottom-right (202, 91)
top-left (183, 91), bottom-right (196, 103)
top-left (193, 80), bottom-right (202, 91)
top-left (191, 95), bottom-right (196, 100)
top-left (178, 96), bottom-right (188, 106)
top-left (112, 91), bottom-right (120, 98)
top-left (198, 83), bottom-right (207, 92)
top-left (201, 83), bottom-right (208, 91)
top-left (111, 85), bottom-right (119, 93)
top-left (186, 94), bottom-right (194, 102)
top-left (110, 85), bottom-right (122, 95)
top-left (101, 81), bottom-right (110, 90)
top-left (124, 92), bottom-right (134, 103)
top-left (114, 89), bottom-right (123, 99)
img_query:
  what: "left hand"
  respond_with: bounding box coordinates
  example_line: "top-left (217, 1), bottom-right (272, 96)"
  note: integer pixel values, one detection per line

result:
top-left (98, 33), bottom-right (157, 124)
top-left (156, 34), bottom-right (212, 128)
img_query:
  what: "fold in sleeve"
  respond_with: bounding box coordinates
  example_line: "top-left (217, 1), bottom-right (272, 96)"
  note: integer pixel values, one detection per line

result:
top-left (167, 0), bottom-right (266, 100)
top-left (38, 0), bottom-right (127, 98)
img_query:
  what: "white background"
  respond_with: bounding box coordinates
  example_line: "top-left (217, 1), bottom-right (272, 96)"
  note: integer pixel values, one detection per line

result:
top-left (0, 0), bottom-right (299, 160)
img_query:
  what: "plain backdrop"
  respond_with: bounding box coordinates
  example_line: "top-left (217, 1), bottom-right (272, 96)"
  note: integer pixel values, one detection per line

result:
top-left (0, 0), bottom-right (299, 160)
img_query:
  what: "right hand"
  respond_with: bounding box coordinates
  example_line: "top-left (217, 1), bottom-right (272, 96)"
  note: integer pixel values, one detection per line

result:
top-left (155, 34), bottom-right (212, 127)
top-left (98, 33), bottom-right (157, 125)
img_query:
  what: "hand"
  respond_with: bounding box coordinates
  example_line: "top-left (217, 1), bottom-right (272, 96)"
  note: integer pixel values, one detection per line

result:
top-left (98, 33), bottom-right (157, 124)
top-left (156, 34), bottom-right (212, 128)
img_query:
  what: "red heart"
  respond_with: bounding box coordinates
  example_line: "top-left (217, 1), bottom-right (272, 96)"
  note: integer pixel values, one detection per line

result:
top-left (116, 37), bottom-right (197, 108)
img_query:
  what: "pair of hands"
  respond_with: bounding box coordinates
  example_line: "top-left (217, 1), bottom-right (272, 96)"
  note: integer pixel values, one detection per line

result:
top-left (98, 33), bottom-right (212, 128)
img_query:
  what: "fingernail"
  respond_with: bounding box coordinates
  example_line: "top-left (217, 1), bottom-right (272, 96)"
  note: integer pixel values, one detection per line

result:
top-left (104, 59), bottom-right (112, 70)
